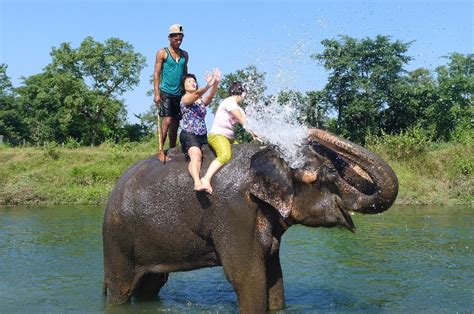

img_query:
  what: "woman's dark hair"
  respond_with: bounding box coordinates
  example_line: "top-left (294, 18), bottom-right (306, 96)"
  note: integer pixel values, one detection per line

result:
top-left (228, 81), bottom-right (245, 96)
top-left (181, 73), bottom-right (197, 91)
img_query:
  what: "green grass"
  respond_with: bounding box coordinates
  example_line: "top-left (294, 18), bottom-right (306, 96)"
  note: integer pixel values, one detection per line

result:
top-left (0, 140), bottom-right (156, 205)
top-left (370, 141), bottom-right (473, 205)
top-left (0, 139), bottom-right (472, 206)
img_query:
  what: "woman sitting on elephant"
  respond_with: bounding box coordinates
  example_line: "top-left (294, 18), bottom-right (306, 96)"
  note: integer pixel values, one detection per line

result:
top-left (179, 68), bottom-right (221, 191)
top-left (201, 81), bottom-right (250, 194)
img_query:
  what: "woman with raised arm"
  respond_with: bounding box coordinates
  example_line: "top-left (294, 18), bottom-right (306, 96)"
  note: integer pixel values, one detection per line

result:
top-left (201, 82), bottom-right (249, 194)
top-left (179, 68), bottom-right (221, 191)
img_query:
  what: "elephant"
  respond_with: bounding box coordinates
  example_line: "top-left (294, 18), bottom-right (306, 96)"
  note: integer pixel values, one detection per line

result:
top-left (102, 129), bottom-right (398, 313)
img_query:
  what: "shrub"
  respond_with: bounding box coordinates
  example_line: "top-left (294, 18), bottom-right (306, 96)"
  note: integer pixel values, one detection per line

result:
top-left (64, 137), bottom-right (81, 149)
top-left (42, 142), bottom-right (61, 160)
top-left (446, 146), bottom-right (474, 178)
top-left (451, 119), bottom-right (473, 145)
top-left (367, 126), bottom-right (432, 160)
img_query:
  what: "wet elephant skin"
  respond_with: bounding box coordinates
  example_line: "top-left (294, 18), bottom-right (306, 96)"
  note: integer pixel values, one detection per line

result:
top-left (103, 130), bottom-right (398, 313)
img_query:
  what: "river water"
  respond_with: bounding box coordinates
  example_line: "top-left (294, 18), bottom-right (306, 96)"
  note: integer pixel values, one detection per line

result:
top-left (0, 205), bottom-right (472, 313)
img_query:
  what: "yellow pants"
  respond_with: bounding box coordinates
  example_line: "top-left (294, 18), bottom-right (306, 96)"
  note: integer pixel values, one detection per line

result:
top-left (208, 134), bottom-right (236, 165)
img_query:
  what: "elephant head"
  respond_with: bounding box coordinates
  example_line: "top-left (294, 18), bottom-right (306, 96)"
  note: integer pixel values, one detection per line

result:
top-left (249, 129), bottom-right (398, 232)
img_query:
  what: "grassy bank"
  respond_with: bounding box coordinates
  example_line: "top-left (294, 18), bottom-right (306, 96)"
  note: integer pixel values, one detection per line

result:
top-left (0, 139), bottom-right (472, 206)
top-left (371, 141), bottom-right (473, 205)
top-left (0, 141), bottom-right (153, 205)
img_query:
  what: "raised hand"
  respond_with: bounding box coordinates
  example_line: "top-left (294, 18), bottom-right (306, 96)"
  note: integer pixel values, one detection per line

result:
top-left (205, 71), bottom-right (215, 87)
top-left (212, 68), bottom-right (221, 84)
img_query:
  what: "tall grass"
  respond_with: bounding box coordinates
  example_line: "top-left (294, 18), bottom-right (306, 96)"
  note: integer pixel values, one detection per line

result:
top-left (367, 127), bottom-right (473, 205)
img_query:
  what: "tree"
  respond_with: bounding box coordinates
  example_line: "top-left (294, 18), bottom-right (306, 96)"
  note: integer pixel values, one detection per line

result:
top-left (210, 65), bottom-right (267, 142)
top-left (210, 65), bottom-right (266, 113)
top-left (312, 35), bottom-right (412, 143)
top-left (13, 37), bottom-right (146, 145)
top-left (15, 71), bottom-right (95, 144)
top-left (0, 64), bottom-right (27, 145)
top-left (48, 37), bottom-right (146, 97)
top-left (299, 90), bottom-right (331, 129)
top-left (0, 63), bottom-right (13, 95)
top-left (382, 68), bottom-right (437, 135)
top-left (430, 53), bottom-right (473, 141)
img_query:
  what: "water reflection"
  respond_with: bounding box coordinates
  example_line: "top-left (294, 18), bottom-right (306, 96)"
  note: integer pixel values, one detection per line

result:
top-left (0, 205), bottom-right (472, 312)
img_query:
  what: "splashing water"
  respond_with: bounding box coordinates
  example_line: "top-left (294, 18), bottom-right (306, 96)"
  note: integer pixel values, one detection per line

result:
top-left (239, 30), bottom-right (318, 169)
top-left (244, 91), bottom-right (309, 168)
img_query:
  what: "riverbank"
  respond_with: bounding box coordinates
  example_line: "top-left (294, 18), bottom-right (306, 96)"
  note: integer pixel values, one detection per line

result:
top-left (0, 140), bottom-right (472, 206)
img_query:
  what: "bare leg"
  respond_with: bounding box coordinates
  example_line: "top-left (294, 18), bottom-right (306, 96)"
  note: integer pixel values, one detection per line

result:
top-left (168, 118), bottom-right (179, 148)
top-left (201, 159), bottom-right (223, 194)
top-left (188, 147), bottom-right (205, 191)
top-left (157, 116), bottom-right (173, 162)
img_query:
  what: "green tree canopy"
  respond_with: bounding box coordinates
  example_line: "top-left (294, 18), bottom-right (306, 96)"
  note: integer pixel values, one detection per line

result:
top-left (0, 64), bottom-right (27, 145)
top-left (210, 65), bottom-right (266, 113)
top-left (381, 68), bottom-right (437, 135)
top-left (8, 37), bottom-right (146, 145)
top-left (299, 90), bottom-right (331, 129)
top-left (430, 53), bottom-right (473, 141)
top-left (48, 37), bottom-right (146, 97)
top-left (0, 64), bottom-right (14, 96)
top-left (15, 71), bottom-right (128, 145)
top-left (207, 65), bottom-right (267, 142)
top-left (312, 35), bottom-right (412, 143)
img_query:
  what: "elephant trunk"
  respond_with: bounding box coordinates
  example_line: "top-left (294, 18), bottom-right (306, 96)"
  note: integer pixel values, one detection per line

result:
top-left (308, 129), bottom-right (398, 214)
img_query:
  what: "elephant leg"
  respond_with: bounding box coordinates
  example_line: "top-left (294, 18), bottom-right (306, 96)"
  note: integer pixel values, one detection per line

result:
top-left (103, 239), bottom-right (135, 304)
top-left (220, 246), bottom-right (267, 313)
top-left (215, 225), bottom-right (268, 312)
top-left (104, 266), bottom-right (135, 304)
top-left (266, 252), bottom-right (285, 310)
top-left (133, 272), bottom-right (169, 300)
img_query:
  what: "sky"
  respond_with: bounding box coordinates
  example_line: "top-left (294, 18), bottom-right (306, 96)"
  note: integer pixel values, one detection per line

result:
top-left (1, 0), bottom-right (473, 124)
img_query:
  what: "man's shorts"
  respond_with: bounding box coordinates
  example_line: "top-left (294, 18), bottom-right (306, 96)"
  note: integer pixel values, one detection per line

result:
top-left (180, 130), bottom-right (208, 160)
top-left (159, 91), bottom-right (182, 120)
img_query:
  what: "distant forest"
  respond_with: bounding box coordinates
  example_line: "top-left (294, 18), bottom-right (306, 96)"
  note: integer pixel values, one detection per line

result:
top-left (1, 35), bottom-right (472, 146)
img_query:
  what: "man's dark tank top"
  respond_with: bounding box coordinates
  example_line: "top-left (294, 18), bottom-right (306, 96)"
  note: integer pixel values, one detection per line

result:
top-left (160, 47), bottom-right (186, 96)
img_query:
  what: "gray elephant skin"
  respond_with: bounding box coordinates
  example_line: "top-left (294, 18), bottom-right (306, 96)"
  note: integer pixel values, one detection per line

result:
top-left (102, 129), bottom-right (398, 313)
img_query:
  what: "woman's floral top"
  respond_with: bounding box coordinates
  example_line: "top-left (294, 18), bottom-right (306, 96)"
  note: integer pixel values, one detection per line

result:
top-left (180, 98), bottom-right (207, 135)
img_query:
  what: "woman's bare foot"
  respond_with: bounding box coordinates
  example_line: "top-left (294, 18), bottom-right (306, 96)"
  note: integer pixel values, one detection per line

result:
top-left (194, 181), bottom-right (207, 192)
top-left (201, 177), bottom-right (213, 194)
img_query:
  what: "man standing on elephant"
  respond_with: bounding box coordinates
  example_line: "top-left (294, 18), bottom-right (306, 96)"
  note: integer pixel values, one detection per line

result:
top-left (153, 23), bottom-right (189, 162)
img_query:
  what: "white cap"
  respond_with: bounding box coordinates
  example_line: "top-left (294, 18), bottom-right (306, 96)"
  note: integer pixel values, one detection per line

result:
top-left (169, 24), bottom-right (184, 35)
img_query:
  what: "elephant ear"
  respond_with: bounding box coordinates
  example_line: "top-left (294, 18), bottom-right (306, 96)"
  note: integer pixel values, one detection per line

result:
top-left (249, 148), bottom-right (294, 218)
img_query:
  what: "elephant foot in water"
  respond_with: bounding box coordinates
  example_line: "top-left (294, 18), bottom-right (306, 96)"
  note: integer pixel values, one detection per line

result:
top-left (133, 272), bottom-right (169, 300)
top-left (105, 272), bottom-right (169, 304)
